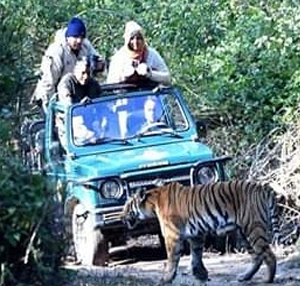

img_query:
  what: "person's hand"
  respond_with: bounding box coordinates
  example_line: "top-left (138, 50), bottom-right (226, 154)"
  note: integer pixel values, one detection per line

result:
top-left (94, 57), bottom-right (106, 73)
top-left (136, 63), bottom-right (151, 77)
top-left (123, 65), bottom-right (135, 78)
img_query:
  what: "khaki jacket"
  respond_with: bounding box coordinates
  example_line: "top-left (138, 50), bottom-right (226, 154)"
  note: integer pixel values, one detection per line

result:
top-left (32, 28), bottom-right (99, 105)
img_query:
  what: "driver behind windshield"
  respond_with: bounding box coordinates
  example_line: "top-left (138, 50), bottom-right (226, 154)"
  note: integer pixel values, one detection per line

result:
top-left (141, 97), bottom-right (159, 128)
top-left (127, 96), bottom-right (162, 135)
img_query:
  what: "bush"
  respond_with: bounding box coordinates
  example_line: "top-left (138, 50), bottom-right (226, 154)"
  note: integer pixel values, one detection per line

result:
top-left (0, 118), bottom-right (65, 286)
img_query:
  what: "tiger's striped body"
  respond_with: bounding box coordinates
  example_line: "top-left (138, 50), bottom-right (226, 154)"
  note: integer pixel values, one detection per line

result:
top-left (122, 180), bottom-right (280, 285)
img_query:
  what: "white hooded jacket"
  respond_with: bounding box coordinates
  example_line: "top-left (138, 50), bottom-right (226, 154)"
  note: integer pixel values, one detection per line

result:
top-left (106, 21), bottom-right (171, 85)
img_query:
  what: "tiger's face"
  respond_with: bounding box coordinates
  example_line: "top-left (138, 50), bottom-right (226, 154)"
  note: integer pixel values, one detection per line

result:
top-left (121, 191), bottom-right (156, 229)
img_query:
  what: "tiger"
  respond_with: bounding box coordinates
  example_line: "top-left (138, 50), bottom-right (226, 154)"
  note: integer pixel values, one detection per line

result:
top-left (121, 180), bottom-right (282, 285)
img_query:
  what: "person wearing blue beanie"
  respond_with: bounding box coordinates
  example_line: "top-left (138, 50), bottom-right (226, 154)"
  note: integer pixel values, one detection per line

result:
top-left (65, 17), bottom-right (86, 38)
top-left (31, 16), bottom-right (105, 114)
top-left (64, 17), bottom-right (87, 55)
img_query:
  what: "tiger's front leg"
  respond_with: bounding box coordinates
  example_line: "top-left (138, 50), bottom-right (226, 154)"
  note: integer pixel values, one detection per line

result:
top-left (189, 236), bottom-right (209, 282)
top-left (159, 235), bottom-right (181, 285)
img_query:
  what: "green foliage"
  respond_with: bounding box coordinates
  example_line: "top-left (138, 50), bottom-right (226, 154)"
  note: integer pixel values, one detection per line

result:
top-left (0, 118), bottom-right (65, 286)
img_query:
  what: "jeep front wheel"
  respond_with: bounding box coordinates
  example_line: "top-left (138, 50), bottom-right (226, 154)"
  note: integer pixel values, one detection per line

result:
top-left (72, 203), bottom-right (108, 266)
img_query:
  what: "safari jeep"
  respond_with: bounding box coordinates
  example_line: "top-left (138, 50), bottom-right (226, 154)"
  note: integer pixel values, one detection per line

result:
top-left (21, 84), bottom-right (231, 266)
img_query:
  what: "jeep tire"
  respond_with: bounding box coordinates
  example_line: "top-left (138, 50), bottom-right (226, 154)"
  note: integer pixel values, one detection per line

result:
top-left (72, 203), bottom-right (108, 266)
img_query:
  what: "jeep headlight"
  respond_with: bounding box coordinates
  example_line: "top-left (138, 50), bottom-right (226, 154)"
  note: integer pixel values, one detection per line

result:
top-left (195, 166), bottom-right (218, 185)
top-left (100, 179), bottom-right (123, 199)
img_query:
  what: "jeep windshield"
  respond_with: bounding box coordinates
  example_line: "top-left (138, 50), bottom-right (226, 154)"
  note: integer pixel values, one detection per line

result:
top-left (70, 90), bottom-right (189, 147)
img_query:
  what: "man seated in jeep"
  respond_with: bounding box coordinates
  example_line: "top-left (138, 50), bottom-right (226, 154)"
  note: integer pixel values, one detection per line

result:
top-left (72, 115), bottom-right (96, 145)
top-left (139, 96), bottom-right (162, 131)
top-left (57, 56), bottom-right (101, 105)
top-left (126, 96), bottom-right (164, 136)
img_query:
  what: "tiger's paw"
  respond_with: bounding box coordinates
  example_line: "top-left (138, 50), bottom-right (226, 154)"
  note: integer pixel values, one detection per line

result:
top-left (194, 281), bottom-right (209, 286)
top-left (237, 273), bottom-right (251, 282)
top-left (158, 273), bottom-right (176, 286)
top-left (156, 279), bottom-right (173, 286)
top-left (194, 278), bottom-right (210, 286)
top-left (193, 268), bottom-right (209, 282)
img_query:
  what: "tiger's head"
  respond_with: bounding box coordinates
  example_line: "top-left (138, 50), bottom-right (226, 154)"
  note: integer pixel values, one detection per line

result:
top-left (121, 190), bottom-right (157, 229)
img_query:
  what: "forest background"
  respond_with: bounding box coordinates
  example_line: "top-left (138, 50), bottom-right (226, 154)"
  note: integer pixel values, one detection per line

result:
top-left (0, 1), bottom-right (299, 285)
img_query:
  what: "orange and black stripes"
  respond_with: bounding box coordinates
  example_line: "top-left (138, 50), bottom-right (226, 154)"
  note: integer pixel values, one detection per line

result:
top-left (122, 180), bottom-right (280, 283)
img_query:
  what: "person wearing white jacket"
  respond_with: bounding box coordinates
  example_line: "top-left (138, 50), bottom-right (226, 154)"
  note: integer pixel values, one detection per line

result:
top-left (106, 21), bottom-right (171, 86)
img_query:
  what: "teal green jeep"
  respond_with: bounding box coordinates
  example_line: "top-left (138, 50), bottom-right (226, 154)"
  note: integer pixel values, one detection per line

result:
top-left (22, 84), bottom-right (231, 266)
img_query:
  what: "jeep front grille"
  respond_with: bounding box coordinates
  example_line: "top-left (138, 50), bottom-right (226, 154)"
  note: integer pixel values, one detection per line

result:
top-left (123, 167), bottom-right (191, 195)
top-left (128, 174), bottom-right (190, 188)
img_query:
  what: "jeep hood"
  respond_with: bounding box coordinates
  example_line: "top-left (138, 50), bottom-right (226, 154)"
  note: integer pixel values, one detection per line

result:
top-left (67, 140), bottom-right (213, 181)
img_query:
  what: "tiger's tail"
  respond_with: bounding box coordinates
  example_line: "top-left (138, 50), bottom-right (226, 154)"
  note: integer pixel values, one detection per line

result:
top-left (267, 185), bottom-right (283, 245)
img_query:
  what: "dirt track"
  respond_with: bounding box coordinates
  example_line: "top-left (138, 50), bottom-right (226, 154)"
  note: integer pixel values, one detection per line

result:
top-left (64, 236), bottom-right (300, 286)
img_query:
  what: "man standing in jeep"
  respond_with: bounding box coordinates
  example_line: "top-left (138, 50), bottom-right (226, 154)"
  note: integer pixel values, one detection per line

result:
top-left (31, 17), bottom-right (104, 113)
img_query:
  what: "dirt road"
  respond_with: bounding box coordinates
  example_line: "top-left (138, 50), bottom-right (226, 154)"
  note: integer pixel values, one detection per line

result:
top-left (64, 236), bottom-right (300, 286)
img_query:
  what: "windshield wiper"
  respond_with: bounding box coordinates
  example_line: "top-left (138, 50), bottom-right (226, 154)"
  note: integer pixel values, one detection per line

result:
top-left (83, 137), bottom-right (130, 146)
top-left (133, 128), bottom-right (183, 140)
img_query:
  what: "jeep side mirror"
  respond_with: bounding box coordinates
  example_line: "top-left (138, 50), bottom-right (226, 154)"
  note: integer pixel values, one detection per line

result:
top-left (196, 120), bottom-right (207, 138)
